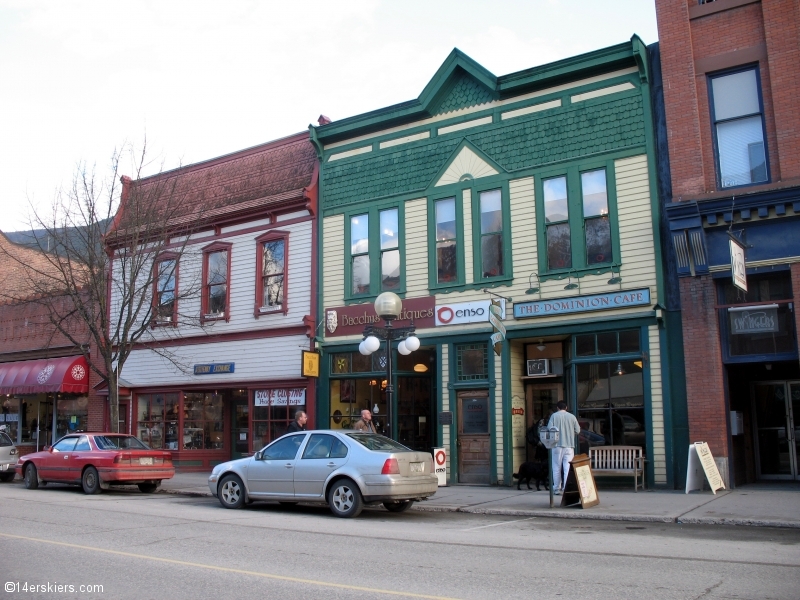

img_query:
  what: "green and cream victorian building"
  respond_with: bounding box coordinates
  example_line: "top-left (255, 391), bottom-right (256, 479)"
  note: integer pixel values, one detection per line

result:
top-left (310, 37), bottom-right (688, 488)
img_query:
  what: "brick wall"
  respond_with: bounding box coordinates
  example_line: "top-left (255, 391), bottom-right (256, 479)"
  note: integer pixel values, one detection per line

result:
top-left (679, 275), bottom-right (728, 458)
top-left (792, 264), bottom-right (800, 358)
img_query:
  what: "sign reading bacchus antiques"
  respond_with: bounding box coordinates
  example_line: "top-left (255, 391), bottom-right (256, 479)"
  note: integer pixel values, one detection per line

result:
top-left (193, 363), bottom-right (235, 375)
top-left (324, 296), bottom-right (435, 337)
top-left (514, 288), bottom-right (651, 319)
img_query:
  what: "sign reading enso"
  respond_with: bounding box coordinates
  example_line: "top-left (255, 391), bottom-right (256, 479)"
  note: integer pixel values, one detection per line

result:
top-left (324, 296), bottom-right (435, 337)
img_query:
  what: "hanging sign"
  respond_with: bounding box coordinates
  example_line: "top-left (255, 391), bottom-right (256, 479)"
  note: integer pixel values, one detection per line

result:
top-left (193, 363), bottom-right (235, 375)
top-left (489, 300), bottom-right (505, 356)
top-left (514, 288), bottom-right (651, 319)
top-left (560, 453), bottom-right (599, 509)
top-left (729, 237), bottom-right (747, 293)
top-left (685, 442), bottom-right (726, 494)
top-left (435, 299), bottom-right (505, 326)
top-left (301, 350), bottom-right (320, 378)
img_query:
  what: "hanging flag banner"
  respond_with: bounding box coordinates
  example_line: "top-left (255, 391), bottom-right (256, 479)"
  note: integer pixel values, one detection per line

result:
top-left (729, 236), bottom-right (747, 293)
top-left (489, 300), bottom-right (505, 356)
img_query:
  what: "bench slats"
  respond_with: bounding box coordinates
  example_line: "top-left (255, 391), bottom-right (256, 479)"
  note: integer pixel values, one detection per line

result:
top-left (589, 446), bottom-right (645, 491)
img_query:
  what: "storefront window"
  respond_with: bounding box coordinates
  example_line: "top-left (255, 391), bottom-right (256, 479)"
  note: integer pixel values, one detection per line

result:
top-left (575, 361), bottom-right (646, 455)
top-left (184, 392), bottom-right (224, 450)
top-left (328, 378), bottom-right (387, 433)
top-left (137, 393), bottom-right (178, 449)
top-left (456, 343), bottom-right (488, 381)
top-left (253, 389), bottom-right (307, 451)
top-left (1, 397), bottom-right (20, 442)
top-left (56, 396), bottom-right (88, 440)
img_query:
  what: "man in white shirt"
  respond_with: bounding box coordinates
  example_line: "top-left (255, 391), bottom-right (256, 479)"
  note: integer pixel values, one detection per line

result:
top-left (547, 401), bottom-right (580, 495)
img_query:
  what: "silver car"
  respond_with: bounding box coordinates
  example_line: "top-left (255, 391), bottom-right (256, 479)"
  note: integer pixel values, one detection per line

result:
top-left (0, 431), bottom-right (18, 482)
top-left (208, 431), bottom-right (437, 518)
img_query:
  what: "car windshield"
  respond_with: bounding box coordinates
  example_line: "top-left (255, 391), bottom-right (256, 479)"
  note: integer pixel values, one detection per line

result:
top-left (94, 436), bottom-right (150, 450)
top-left (346, 433), bottom-right (412, 452)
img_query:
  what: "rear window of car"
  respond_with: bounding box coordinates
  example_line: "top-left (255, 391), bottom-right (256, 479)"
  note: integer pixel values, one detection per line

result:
top-left (0, 432), bottom-right (12, 446)
top-left (94, 436), bottom-right (150, 450)
top-left (345, 433), bottom-right (412, 452)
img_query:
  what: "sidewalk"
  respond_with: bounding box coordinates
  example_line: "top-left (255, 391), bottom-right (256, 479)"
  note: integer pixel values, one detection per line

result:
top-left (160, 472), bottom-right (800, 528)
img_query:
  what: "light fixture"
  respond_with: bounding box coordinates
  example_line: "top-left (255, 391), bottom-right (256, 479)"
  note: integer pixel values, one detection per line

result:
top-left (614, 362), bottom-right (626, 376)
top-left (526, 272), bottom-right (541, 296)
top-left (397, 340), bottom-right (411, 355)
top-left (633, 360), bottom-right (643, 369)
top-left (564, 270), bottom-right (580, 291)
top-left (413, 363), bottom-right (429, 372)
top-left (607, 263), bottom-right (622, 286)
top-left (404, 335), bottom-right (421, 352)
top-left (364, 335), bottom-right (381, 353)
top-left (374, 291), bottom-right (402, 320)
top-left (536, 339), bottom-right (546, 352)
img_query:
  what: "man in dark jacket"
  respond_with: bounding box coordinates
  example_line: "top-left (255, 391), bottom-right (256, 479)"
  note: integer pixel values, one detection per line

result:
top-left (286, 410), bottom-right (308, 433)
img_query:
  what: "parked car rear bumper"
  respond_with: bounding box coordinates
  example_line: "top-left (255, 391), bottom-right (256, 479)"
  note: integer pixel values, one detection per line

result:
top-left (97, 467), bottom-right (175, 483)
top-left (360, 474), bottom-right (438, 502)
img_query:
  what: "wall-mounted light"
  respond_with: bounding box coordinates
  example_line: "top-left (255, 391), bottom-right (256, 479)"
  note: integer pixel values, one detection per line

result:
top-left (413, 363), bottom-right (429, 373)
top-left (525, 272), bottom-right (541, 297)
top-left (536, 339), bottom-right (546, 352)
top-left (564, 270), bottom-right (580, 292)
top-left (607, 263), bottom-right (622, 287)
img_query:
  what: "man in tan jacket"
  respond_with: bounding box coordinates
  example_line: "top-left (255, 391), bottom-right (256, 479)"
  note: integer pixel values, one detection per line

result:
top-left (353, 409), bottom-right (377, 433)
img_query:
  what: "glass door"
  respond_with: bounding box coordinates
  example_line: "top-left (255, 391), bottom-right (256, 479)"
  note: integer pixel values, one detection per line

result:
top-left (457, 391), bottom-right (491, 484)
top-left (752, 382), bottom-right (799, 479)
top-left (232, 393), bottom-right (249, 460)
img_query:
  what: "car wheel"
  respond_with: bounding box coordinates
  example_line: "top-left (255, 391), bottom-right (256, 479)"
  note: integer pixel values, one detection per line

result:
top-left (328, 478), bottom-right (363, 518)
top-left (383, 500), bottom-right (414, 513)
top-left (24, 463), bottom-right (38, 490)
top-left (138, 482), bottom-right (158, 493)
top-left (0, 472), bottom-right (14, 482)
top-left (81, 466), bottom-right (101, 495)
top-left (218, 474), bottom-right (245, 509)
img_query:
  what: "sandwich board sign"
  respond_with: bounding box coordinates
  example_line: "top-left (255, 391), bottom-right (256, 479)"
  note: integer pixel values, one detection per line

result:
top-left (433, 447), bottom-right (447, 486)
top-left (685, 442), bottom-right (726, 494)
top-left (560, 453), bottom-right (599, 509)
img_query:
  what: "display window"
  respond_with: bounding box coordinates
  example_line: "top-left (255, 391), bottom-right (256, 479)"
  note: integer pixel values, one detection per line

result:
top-left (137, 393), bottom-right (179, 449)
top-left (252, 388), bottom-right (307, 451)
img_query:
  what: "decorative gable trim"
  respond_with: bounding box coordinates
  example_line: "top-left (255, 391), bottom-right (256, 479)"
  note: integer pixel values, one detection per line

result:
top-left (434, 141), bottom-right (503, 188)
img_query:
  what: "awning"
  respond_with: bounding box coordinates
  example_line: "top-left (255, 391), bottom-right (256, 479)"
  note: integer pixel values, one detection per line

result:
top-left (0, 356), bottom-right (89, 395)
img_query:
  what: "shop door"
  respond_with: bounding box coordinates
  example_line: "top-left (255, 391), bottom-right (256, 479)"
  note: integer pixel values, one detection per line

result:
top-left (752, 381), bottom-right (800, 480)
top-left (525, 383), bottom-right (563, 461)
top-left (232, 395), bottom-right (249, 460)
top-left (457, 391), bottom-right (491, 484)
top-left (118, 402), bottom-right (128, 434)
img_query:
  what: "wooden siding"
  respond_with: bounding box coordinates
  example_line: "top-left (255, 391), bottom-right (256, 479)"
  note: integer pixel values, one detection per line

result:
top-left (120, 333), bottom-right (308, 387)
top-left (441, 344), bottom-right (451, 479)
top-left (510, 341), bottom-right (527, 477)
top-left (648, 324), bottom-right (667, 484)
top-left (323, 214), bottom-right (345, 307)
top-left (462, 189), bottom-right (474, 284)
top-left (405, 199), bottom-right (428, 296)
top-left (494, 350), bottom-right (504, 482)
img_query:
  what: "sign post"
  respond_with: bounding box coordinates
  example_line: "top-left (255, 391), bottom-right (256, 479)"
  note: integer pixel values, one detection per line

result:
top-left (685, 442), bottom-right (726, 494)
top-left (433, 447), bottom-right (447, 486)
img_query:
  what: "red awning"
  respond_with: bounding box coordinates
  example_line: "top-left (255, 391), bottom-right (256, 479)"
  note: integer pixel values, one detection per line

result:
top-left (0, 356), bottom-right (89, 395)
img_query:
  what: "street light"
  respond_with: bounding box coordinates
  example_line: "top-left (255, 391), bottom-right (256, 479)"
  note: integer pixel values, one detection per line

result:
top-left (358, 291), bottom-right (420, 439)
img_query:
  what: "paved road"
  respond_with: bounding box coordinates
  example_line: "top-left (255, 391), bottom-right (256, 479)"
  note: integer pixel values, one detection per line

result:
top-left (1, 484), bottom-right (798, 599)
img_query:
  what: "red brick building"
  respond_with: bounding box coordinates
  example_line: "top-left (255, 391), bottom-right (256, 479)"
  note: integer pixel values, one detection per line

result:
top-left (0, 233), bottom-right (104, 456)
top-left (656, 0), bottom-right (800, 484)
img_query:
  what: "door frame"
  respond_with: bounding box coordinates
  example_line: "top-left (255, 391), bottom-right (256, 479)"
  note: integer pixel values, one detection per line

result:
top-left (456, 389), bottom-right (492, 484)
top-left (751, 380), bottom-right (800, 480)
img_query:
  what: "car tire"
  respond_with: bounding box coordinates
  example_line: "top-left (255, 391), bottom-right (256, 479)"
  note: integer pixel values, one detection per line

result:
top-left (138, 482), bottom-right (158, 493)
top-left (0, 472), bottom-right (14, 482)
top-left (81, 466), bottom-right (101, 495)
top-left (328, 478), bottom-right (363, 518)
top-left (383, 500), bottom-right (414, 513)
top-left (24, 463), bottom-right (38, 490)
top-left (218, 474), bottom-right (245, 509)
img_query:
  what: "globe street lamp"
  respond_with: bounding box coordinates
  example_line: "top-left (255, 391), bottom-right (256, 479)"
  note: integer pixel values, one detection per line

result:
top-left (359, 292), bottom-right (420, 439)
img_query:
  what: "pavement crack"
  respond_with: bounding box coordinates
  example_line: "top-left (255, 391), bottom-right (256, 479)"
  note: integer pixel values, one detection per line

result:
top-left (691, 579), bottom-right (723, 599)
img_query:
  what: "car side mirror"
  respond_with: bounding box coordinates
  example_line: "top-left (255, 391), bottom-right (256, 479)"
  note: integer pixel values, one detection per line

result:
top-left (44, 446), bottom-right (51, 452)
top-left (254, 450), bottom-right (263, 460)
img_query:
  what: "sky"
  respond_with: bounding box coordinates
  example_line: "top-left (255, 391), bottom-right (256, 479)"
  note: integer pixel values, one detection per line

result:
top-left (0, 0), bottom-right (658, 233)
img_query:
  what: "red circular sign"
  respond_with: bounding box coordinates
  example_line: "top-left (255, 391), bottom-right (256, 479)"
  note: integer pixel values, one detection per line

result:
top-left (435, 450), bottom-right (446, 465)
top-left (437, 306), bottom-right (454, 324)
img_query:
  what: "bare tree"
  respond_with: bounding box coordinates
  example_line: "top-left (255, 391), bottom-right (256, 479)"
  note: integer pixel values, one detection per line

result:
top-left (0, 143), bottom-right (207, 432)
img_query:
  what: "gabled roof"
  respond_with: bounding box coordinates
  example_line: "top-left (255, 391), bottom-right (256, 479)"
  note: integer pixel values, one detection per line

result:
top-left (113, 131), bottom-right (318, 235)
top-left (0, 232), bottom-right (70, 303)
top-left (312, 37), bottom-right (648, 145)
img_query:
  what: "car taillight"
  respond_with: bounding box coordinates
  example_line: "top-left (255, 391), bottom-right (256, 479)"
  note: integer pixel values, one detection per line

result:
top-left (10, 448), bottom-right (16, 455)
top-left (381, 458), bottom-right (400, 475)
top-left (114, 454), bottom-right (132, 465)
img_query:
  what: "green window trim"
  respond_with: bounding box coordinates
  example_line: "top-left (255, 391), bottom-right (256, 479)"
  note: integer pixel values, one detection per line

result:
top-left (535, 158), bottom-right (619, 280)
top-left (470, 181), bottom-right (513, 285)
top-left (343, 202), bottom-right (406, 302)
top-left (427, 193), bottom-right (466, 292)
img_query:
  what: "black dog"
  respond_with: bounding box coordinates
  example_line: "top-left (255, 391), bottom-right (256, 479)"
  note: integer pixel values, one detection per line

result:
top-left (513, 461), bottom-right (549, 491)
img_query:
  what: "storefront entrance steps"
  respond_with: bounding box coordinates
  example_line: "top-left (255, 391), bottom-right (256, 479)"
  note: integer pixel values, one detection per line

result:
top-left (19, 470), bottom-right (792, 528)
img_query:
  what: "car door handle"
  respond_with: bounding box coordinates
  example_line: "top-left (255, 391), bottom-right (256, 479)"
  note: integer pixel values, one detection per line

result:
top-left (64, 455), bottom-right (70, 460)
top-left (284, 463), bottom-right (293, 469)
top-left (327, 462), bottom-right (336, 468)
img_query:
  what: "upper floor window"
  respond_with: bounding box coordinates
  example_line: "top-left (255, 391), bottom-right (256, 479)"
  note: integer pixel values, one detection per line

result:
top-left (538, 163), bottom-right (616, 275)
top-left (478, 189), bottom-right (504, 278)
top-left (202, 243), bottom-right (231, 321)
top-left (435, 197), bottom-right (458, 284)
top-left (709, 67), bottom-right (768, 188)
top-left (256, 231), bottom-right (288, 315)
top-left (346, 206), bottom-right (403, 299)
top-left (154, 256), bottom-right (177, 325)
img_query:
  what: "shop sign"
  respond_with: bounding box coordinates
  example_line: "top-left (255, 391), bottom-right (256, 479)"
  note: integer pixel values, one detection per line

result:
top-left (193, 362), bottom-right (235, 375)
top-left (729, 237), bottom-right (747, 293)
top-left (514, 288), bottom-right (651, 319)
top-left (254, 388), bottom-right (306, 406)
top-left (435, 299), bottom-right (505, 326)
top-left (301, 350), bottom-right (320, 378)
top-left (728, 305), bottom-right (779, 334)
top-left (324, 296), bottom-right (435, 337)
top-left (511, 395), bottom-right (525, 449)
top-left (433, 447), bottom-right (447, 486)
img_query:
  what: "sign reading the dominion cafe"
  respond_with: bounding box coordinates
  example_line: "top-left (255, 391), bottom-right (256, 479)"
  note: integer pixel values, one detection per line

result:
top-left (514, 288), bottom-right (651, 319)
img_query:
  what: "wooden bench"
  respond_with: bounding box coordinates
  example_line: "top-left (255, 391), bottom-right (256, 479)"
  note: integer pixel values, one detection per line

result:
top-left (589, 446), bottom-right (646, 492)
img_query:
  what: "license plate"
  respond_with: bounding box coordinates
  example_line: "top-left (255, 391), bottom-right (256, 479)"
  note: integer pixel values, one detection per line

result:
top-left (410, 462), bottom-right (423, 473)
top-left (0, 464), bottom-right (7, 471)
top-left (139, 457), bottom-right (153, 466)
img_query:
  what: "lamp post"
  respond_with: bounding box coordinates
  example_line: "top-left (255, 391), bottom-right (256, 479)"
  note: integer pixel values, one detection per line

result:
top-left (359, 292), bottom-right (420, 439)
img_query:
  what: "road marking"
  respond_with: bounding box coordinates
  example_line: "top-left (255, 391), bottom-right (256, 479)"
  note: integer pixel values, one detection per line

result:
top-left (0, 532), bottom-right (462, 600)
top-left (461, 517), bottom-right (536, 531)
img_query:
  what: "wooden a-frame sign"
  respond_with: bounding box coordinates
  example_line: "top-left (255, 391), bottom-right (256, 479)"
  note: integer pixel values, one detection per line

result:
top-left (560, 453), bottom-right (600, 509)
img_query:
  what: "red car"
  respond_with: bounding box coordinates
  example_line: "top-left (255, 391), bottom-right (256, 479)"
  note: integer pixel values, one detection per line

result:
top-left (15, 433), bottom-right (174, 494)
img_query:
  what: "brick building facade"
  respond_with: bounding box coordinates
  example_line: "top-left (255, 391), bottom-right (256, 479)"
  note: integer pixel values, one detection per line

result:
top-left (656, 0), bottom-right (800, 484)
top-left (0, 233), bottom-right (104, 457)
